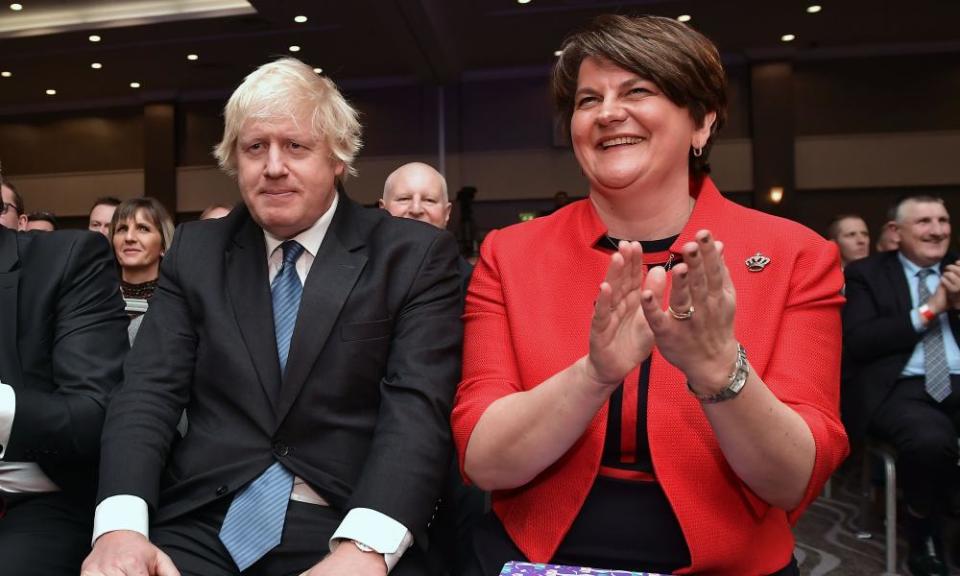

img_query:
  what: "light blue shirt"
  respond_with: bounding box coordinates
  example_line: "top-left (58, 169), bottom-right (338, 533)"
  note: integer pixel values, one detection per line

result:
top-left (899, 252), bottom-right (960, 376)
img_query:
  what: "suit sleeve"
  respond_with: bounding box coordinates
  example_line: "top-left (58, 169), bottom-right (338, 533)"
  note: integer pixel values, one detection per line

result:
top-left (345, 231), bottom-right (463, 542)
top-left (97, 225), bottom-right (198, 509)
top-left (5, 232), bottom-right (128, 472)
top-left (843, 260), bottom-right (920, 361)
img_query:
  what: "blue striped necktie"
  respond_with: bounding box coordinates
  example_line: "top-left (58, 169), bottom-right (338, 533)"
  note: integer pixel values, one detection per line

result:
top-left (918, 268), bottom-right (952, 402)
top-left (219, 240), bottom-right (305, 570)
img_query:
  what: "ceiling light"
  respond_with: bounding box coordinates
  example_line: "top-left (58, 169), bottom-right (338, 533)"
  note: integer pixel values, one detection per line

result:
top-left (187, 53), bottom-right (198, 61)
top-left (130, 82), bottom-right (141, 88)
top-left (10, 3), bottom-right (23, 11)
top-left (806, 4), bottom-right (822, 13)
top-left (294, 15), bottom-right (307, 23)
top-left (517, 0), bottom-right (531, 4)
top-left (45, 89), bottom-right (56, 95)
top-left (781, 33), bottom-right (796, 42)
top-left (313, 67), bottom-right (323, 74)
top-left (88, 34), bottom-right (101, 42)
top-left (677, 14), bottom-right (692, 23)
top-left (91, 62), bottom-right (102, 69)
top-left (553, 50), bottom-right (563, 57)
top-left (288, 45), bottom-right (300, 52)
top-left (1, 71), bottom-right (11, 78)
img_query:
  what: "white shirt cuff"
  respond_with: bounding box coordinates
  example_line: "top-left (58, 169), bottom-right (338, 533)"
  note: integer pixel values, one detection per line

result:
top-left (92, 494), bottom-right (150, 545)
top-left (330, 508), bottom-right (413, 573)
top-left (912, 307), bottom-right (925, 332)
top-left (0, 383), bottom-right (15, 459)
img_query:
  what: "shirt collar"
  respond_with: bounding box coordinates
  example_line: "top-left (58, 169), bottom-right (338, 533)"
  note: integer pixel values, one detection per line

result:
top-left (263, 192), bottom-right (339, 259)
top-left (897, 250), bottom-right (939, 277)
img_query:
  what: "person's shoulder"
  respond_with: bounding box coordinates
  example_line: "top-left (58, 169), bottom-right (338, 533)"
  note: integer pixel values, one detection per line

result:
top-left (485, 199), bottom-right (586, 247)
top-left (20, 228), bottom-right (110, 257)
top-left (365, 205), bottom-right (449, 248)
top-left (846, 250), bottom-right (897, 275)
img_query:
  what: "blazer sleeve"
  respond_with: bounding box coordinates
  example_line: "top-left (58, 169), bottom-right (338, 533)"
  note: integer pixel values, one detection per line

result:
top-left (97, 225), bottom-right (198, 509)
top-left (843, 260), bottom-right (920, 361)
top-left (5, 232), bottom-right (128, 474)
top-left (345, 231), bottom-right (464, 538)
top-left (760, 240), bottom-right (849, 523)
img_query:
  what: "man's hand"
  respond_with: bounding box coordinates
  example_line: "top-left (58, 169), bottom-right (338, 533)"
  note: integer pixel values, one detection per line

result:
top-left (941, 262), bottom-right (960, 310)
top-left (299, 541), bottom-right (387, 576)
top-left (81, 530), bottom-right (180, 576)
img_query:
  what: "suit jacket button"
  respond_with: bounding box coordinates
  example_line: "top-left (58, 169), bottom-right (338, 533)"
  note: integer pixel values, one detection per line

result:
top-left (216, 485), bottom-right (228, 496)
top-left (273, 442), bottom-right (290, 457)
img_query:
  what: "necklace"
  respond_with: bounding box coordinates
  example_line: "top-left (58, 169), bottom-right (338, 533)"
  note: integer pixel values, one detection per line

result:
top-left (602, 234), bottom-right (677, 272)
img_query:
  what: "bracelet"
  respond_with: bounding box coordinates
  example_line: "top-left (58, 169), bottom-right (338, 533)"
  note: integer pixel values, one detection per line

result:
top-left (686, 343), bottom-right (749, 404)
top-left (919, 304), bottom-right (937, 324)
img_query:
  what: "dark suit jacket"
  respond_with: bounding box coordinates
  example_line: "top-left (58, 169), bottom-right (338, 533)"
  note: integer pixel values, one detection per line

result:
top-left (842, 250), bottom-right (960, 437)
top-left (0, 227), bottom-right (127, 496)
top-left (98, 193), bottom-right (463, 555)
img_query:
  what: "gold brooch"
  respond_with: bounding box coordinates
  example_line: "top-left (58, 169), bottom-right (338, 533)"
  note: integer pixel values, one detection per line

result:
top-left (745, 252), bottom-right (770, 272)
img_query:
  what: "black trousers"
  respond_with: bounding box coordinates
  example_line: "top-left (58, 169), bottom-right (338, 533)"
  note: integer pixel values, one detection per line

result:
top-left (152, 497), bottom-right (431, 576)
top-left (0, 491), bottom-right (94, 576)
top-left (461, 512), bottom-right (799, 576)
top-left (870, 375), bottom-right (960, 517)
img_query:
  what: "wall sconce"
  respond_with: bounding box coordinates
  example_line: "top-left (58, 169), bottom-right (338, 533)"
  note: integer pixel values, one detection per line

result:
top-left (768, 186), bottom-right (784, 204)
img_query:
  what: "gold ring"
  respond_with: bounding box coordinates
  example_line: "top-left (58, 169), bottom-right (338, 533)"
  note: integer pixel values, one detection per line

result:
top-left (668, 305), bottom-right (695, 320)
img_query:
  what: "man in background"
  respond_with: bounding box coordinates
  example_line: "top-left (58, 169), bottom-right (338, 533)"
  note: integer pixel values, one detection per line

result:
top-left (381, 162), bottom-right (471, 295)
top-left (844, 194), bottom-right (960, 576)
top-left (88, 197), bottom-right (121, 237)
top-left (0, 180), bottom-right (26, 231)
top-left (25, 211), bottom-right (58, 232)
top-left (827, 214), bottom-right (870, 268)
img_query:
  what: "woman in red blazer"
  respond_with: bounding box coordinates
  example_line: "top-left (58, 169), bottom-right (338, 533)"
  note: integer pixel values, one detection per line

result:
top-left (452, 14), bottom-right (848, 576)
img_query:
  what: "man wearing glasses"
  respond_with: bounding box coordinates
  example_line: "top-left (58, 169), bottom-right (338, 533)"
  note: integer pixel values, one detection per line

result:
top-left (0, 180), bottom-right (27, 231)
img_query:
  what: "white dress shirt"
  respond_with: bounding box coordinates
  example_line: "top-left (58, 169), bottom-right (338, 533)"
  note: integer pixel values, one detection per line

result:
top-left (94, 194), bottom-right (412, 570)
top-left (0, 381), bottom-right (61, 493)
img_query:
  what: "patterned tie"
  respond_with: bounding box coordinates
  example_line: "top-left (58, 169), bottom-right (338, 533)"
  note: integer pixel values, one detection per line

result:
top-left (917, 268), bottom-right (952, 402)
top-left (219, 240), bottom-right (304, 570)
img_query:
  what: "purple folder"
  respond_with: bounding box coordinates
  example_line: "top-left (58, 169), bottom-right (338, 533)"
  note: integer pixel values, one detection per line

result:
top-left (499, 561), bottom-right (664, 576)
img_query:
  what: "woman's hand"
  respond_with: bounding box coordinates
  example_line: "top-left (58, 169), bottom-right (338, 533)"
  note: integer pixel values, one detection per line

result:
top-left (586, 241), bottom-right (655, 389)
top-left (640, 230), bottom-right (738, 394)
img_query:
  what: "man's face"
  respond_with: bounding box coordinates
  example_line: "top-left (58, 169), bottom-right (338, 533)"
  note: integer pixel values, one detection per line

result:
top-left (896, 200), bottom-right (951, 268)
top-left (834, 217), bottom-right (870, 266)
top-left (0, 185), bottom-right (26, 230)
top-left (379, 168), bottom-right (451, 229)
top-left (89, 203), bottom-right (117, 237)
top-left (236, 112), bottom-right (344, 239)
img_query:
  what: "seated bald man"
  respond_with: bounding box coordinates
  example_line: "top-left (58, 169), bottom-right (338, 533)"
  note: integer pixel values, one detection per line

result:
top-left (381, 162), bottom-right (470, 295)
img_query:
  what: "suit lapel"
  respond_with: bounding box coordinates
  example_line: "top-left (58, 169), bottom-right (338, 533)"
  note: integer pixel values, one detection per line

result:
top-left (225, 215), bottom-right (283, 412)
top-left (0, 229), bottom-right (22, 387)
top-left (884, 252), bottom-right (912, 313)
top-left (276, 197), bottom-right (368, 424)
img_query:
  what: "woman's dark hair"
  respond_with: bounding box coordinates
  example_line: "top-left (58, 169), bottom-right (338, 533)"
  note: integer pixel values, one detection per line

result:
top-left (552, 14), bottom-right (728, 176)
top-left (110, 197), bottom-right (175, 251)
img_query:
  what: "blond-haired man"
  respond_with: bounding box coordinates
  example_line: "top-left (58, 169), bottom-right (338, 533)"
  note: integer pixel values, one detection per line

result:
top-left (83, 58), bottom-right (461, 576)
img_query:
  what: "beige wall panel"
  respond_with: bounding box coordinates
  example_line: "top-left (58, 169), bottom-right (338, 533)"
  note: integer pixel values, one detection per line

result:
top-left (796, 131), bottom-right (960, 190)
top-left (706, 139), bottom-right (753, 192)
top-left (176, 166), bottom-right (240, 212)
top-left (13, 170), bottom-right (143, 216)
